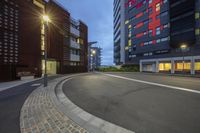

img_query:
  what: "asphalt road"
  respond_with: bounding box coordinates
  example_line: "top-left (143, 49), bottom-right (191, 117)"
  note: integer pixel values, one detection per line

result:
top-left (0, 75), bottom-right (61, 133)
top-left (63, 72), bottom-right (200, 133)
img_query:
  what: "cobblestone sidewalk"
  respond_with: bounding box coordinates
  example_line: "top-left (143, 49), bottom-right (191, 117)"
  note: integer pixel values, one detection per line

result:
top-left (20, 80), bottom-right (88, 133)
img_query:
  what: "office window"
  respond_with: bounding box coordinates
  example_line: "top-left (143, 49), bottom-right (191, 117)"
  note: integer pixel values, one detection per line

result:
top-left (125, 20), bottom-right (129, 25)
top-left (149, 8), bottom-right (152, 14)
top-left (149, 0), bottom-right (152, 4)
top-left (156, 15), bottom-right (160, 19)
top-left (149, 30), bottom-right (153, 36)
top-left (149, 41), bottom-right (153, 44)
top-left (156, 27), bottom-right (161, 35)
top-left (144, 42), bottom-right (149, 46)
top-left (149, 18), bottom-right (152, 23)
top-left (156, 3), bottom-right (160, 12)
top-left (156, 39), bottom-right (161, 43)
top-left (161, 11), bottom-right (168, 17)
top-left (195, 12), bottom-right (200, 19)
top-left (195, 28), bottom-right (200, 35)
top-left (161, 37), bottom-right (169, 42)
top-left (163, 0), bottom-right (168, 3)
top-left (163, 23), bottom-right (169, 28)
top-left (128, 40), bottom-right (131, 46)
top-left (144, 20), bottom-right (148, 25)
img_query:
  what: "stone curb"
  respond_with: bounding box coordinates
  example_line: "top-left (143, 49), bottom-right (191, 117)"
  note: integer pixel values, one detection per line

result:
top-left (53, 74), bottom-right (135, 133)
top-left (20, 74), bottom-right (89, 133)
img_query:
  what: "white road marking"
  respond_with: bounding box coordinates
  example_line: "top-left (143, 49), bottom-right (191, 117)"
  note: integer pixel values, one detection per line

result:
top-left (102, 73), bottom-right (200, 94)
top-left (31, 83), bottom-right (41, 87)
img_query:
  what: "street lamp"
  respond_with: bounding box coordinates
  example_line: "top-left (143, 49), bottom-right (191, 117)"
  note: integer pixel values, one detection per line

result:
top-left (88, 42), bottom-right (98, 72)
top-left (91, 49), bottom-right (96, 71)
top-left (180, 43), bottom-right (187, 73)
top-left (42, 14), bottom-right (50, 87)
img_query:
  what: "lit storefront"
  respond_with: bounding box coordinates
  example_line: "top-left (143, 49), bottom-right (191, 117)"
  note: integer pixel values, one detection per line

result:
top-left (140, 56), bottom-right (200, 74)
top-left (159, 63), bottom-right (171, 72)
top-left (175, 62), bottom-right (191, 72)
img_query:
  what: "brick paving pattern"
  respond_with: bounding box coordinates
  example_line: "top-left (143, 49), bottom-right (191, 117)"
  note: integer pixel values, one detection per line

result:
top-left (20, 84), bottom-right (88, 133)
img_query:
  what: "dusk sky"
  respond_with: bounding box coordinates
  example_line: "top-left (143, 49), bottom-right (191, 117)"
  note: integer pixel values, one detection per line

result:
top-left (56, 0), bottom-right (114, 65)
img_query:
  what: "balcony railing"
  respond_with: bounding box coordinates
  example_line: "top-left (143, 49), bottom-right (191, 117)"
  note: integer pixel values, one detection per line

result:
top-left (70, 54), bottom-right (80, 62)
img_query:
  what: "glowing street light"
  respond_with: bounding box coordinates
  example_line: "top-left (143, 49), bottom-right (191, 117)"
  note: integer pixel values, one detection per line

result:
top-left (42, 14), bottom-right (51, 87)
top-left (180, 43), bottom-right (188, 73)
top-left (92, 50), bottom-right (96, 55)
top-left (42, 15), bottom-right (50, 23)
top-left (180, 44), bottom-right (187, 50)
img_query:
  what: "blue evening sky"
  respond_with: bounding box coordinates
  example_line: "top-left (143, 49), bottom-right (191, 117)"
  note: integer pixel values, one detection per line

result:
top-left (56, 0), bottom-right (114, 66)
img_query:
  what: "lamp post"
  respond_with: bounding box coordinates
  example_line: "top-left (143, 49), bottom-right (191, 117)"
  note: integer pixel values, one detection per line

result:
top-left (91, 49), bottom-right (96, 71)
top-left (180, 44), bottom-right (187, 73)
top-left (88, 42), bottom-right (97, 72)
top-left (42, 15), bottom-right (50, 87)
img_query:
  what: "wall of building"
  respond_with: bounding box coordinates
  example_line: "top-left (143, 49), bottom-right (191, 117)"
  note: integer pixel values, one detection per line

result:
top-left (113, 0), bottom-right (126, 65)
top-left (0, 0), bottom-right (88, 81)
top-left (123, 0), bottom-right (200, 66)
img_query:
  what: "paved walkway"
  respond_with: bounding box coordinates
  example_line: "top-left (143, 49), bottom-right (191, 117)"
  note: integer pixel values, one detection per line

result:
top-left (20, 78), bottom-right (88, 133)
top-left (0, 79), bottom-right (39, 92)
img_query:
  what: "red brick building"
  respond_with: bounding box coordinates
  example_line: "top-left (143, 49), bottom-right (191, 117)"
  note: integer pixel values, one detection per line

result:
top-left (0, 0), bottom-right (88, 81)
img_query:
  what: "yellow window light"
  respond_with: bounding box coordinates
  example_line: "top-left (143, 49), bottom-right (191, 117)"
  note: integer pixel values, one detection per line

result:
top-left (128, 40), bottom-right (132, 46)
top-left (125, 20), bottom-right (129, 25)
top-left (195, 28), bottom-right (200, 35)
top-left (195, 12), bottom-right (200, 19)
top-left (125, 46), bottom-right (129, 50)
top-left (128, 25), bottom-right (132, 29)
top-left (195, 62), bottom-right (200, 70)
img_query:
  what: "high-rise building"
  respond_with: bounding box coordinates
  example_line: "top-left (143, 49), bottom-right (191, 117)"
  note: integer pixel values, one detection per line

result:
top-left (113, 0), bottom-right (126, 65)
top-left (0, 0), bottom-right (88, 81)
top-left (121, 0), bottom-right (200, 74)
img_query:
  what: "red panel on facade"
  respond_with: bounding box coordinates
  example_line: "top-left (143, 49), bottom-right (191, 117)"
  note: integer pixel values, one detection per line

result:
top-left (136, 33), bottom-right (143, 38)
top-left (136, 22), bottom-right (144, 28)
top-left (148, 0), bottom-right (161, 36)
top-left (136, 12), bottom-right (143, 18)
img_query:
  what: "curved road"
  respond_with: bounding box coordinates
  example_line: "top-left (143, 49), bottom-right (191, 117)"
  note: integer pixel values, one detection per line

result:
top-left (63, 72), bottom-right (200, 133)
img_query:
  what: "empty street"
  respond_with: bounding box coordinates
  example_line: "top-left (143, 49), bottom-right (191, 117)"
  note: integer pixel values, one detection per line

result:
top-left (63, 72), bottom-right (200, 133)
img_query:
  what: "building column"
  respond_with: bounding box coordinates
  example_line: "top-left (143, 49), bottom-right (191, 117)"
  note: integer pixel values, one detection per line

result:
top-left (191, 58), bottom-right (195, 75)
top-left (140, 61), bottom-right (143, 72)
top-left (171, 59), bottom-right (175, 74)
top-left (155, 61), bottom-right (159, 73)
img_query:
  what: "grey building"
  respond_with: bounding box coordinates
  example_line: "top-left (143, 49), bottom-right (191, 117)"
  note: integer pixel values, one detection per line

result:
top-left (113, 0), bottom-right (126, 65)
top-left (89, 47), bottom-right (102, 70)
top-left (122, 0), bottom-right (200, 74)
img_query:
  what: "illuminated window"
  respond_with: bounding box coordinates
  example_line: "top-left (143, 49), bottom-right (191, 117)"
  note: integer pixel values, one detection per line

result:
top-left (156, 39), bottom-right (161, 43)
top-left (149, 8), bottom-right (152, 14)
top-left (175, 63), bottom-right (191, 70)
top-left (195, 28), bottom-right (200, 35)
top-left (128, 40), bottom-right (131, 46)
top-left (195, 62), bottom-right (200, 70)
top-left (125, 20), bottom-right (129, 25)
top-left (159, 63), bottom-right (171, 71)
top-left (149, 0), bottom-right (152, 4)
top-left (156, 27), bottom-right (161, 35)
top-left (195, 12), bottom-right (200, 19)
top-left (156, 3), bottom-right (160, 11)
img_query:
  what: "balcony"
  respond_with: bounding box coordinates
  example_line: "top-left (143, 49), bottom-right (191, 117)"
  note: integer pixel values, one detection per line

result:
top-left (70, 39), bottom-right (80, 49)
top-left (70, 26), bottom-right (80, 36)
top-left (70, 54), bottom-right (80, 62)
